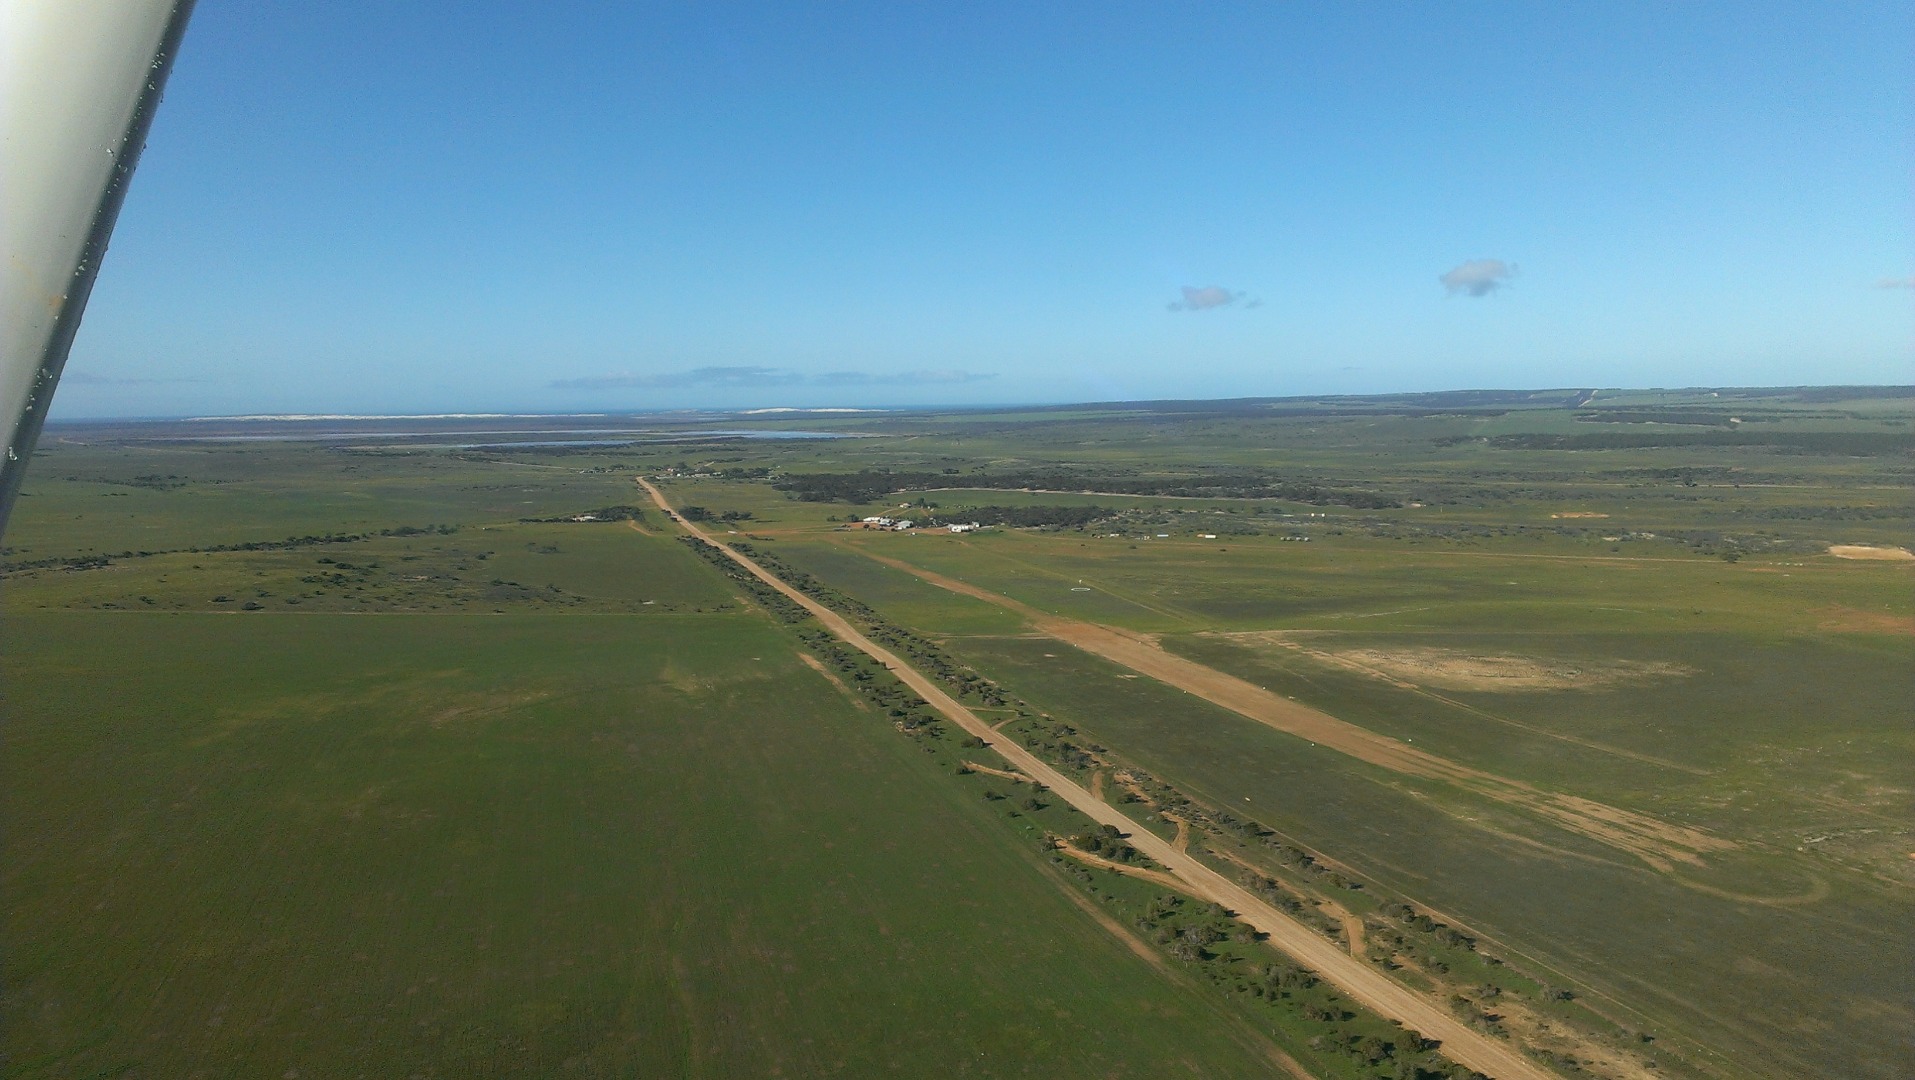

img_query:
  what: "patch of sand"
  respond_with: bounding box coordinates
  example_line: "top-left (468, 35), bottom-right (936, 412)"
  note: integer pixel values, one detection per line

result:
top-left (962, 760), bottom-right (1035, 785)
top-left (1325, 646), bottom-right (1692, 692)
top-left (1550, 512), bottom-right (1610, 519)
top-left (1053, 841), bottom-right (1193, 894)
top-left (1341, 914), bottom-right (1366, 959)
top-left (1828, 544), bottom-right (1915, 561)
top-left (1816, 606), bottom-right (1915, 636)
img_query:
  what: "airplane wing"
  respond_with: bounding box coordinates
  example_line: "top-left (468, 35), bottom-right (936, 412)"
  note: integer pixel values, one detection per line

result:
top-left (0, 0), bottom-right (196, 535)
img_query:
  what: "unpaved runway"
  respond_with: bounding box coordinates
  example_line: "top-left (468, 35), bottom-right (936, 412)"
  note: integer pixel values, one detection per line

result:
top-left (851, 545), bottom-right (1733, 874)
top-left (640, 480), bottom-right (1560, 1080)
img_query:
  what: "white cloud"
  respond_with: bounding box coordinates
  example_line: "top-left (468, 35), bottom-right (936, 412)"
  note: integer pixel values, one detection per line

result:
top-left (550, 366), bottom-right (796, 390)
top-left (1168, 285), bottom-right (1253, 312)
top-left (1439, 259), bottom-right (1516, 297)
top-left (1875, 276), bottom-right (1915, 289)
top-left (813, 369), bottom-right (995, 386)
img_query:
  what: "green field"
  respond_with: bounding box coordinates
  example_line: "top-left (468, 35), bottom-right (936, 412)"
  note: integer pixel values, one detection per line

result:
top-left (4, 611), bottom-right (1337, 1078)
top-left (6, 388), bottom-right (1913, 1079)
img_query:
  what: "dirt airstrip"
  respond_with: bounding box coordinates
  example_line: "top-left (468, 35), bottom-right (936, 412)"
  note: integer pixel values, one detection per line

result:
top-left (848, 545), bottom-right (1735, 874)
top-left (641, 479), bottom-right (1560, 1080)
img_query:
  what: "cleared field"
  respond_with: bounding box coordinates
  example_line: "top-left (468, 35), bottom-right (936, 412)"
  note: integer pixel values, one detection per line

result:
top-left (2, 612), bottom-right (1305, 1078)
top-left (8, 440), bottom-right (643, 555)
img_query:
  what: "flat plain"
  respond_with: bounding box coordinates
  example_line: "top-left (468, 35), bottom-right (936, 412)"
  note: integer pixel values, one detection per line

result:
top-left (5, 388), bottom-right (1911, 1078)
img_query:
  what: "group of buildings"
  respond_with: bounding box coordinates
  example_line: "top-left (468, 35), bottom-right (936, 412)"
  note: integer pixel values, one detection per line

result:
top-left (856, 515), bottom-right (980, 534)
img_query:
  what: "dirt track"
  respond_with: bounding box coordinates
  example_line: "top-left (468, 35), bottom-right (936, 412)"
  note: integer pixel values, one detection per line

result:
top-left (640, 479), bottom-right (1561, 1080)
top-left (852, 545), bottom-right (1733, 873)
top-left (1054, 843), bottom-right (1194, 893)
top-left (963, 761), bottom-right (1034, 784)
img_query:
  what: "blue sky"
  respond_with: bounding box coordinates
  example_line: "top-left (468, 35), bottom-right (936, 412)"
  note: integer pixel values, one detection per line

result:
top-left (57, 1), bottom-right (1913, 417)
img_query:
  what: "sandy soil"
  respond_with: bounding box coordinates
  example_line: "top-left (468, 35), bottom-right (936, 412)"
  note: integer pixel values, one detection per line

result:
top-left (1828, 544), bottom-right (1915, 561)
top-left (1815, 606), bottom-right (1915, 635)
top-left (1111, 771), bottom-right (1158, 807)
top-left (1053, 842), bottom-right (1195, 894)
top-left (1275, 641), bottom-right (1690, 693)
top-left (1549, 512), bottom-right (1610, 519)
top-left (1224, 634), bottom-right (1712, 775)
top-left (855, 546), bottom-right (1734, 874)
top-left (963, 760), bottom-right (1035, 784)
top-left (640, 479), bottom-right (1560, 1080)
top-left (1340, 914), bottom-right (1366, 958)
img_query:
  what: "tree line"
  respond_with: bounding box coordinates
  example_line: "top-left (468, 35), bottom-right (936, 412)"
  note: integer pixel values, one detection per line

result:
top-left (775, 469), bottom-right (1402, 509)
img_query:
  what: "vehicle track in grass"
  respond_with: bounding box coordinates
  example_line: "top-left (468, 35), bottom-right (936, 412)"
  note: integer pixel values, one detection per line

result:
top-left (640, 479), bottom-right (1560, 1080)
top-left (847, 543), bottom-right (1735, 875)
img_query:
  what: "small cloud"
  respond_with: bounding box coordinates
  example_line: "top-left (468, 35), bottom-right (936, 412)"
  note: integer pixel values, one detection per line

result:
top-left (1440, 259), bottom-right (1516, 297)
top-left (551, 366), bottom-right (993, 391)
top-left (813, 369), bottom-right (995, 387)
top-left (1875, 276), bottom-right (1915, 289)
top-left (1168, 285), bottom-right (1254, 312)
top-left (550, 366), bottom-right (800, 390)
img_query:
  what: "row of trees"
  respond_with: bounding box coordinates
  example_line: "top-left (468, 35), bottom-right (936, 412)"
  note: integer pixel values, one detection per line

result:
top-left (1, 523), bottom-right (460, 576)
top-left (775, 468), bottom-right (1402, 509)
top-left (730, 538), bottom-right (1496, 1080)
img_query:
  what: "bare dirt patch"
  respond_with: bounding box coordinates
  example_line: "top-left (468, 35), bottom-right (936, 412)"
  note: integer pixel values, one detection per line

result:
top-left (1322, 645), bottom-right (1692, 692)
top-left (1111, 771), bottom-right (1157, 807)
top-left (1550, 511), bottom-right (1610, 519)
top-left (962, 760), bottom-right (1035, 785)
top-left (1053, 842), bottom-right (1193, 894)
top-left (1815, 606), bottom-right (1915, 636)
top-left (1828, 544), bottom-right (1915, 561)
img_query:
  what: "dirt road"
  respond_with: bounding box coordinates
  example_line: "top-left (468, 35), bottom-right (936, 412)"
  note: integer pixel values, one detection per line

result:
top-left (851, 545), bottom-right (1733, 874)
top-left (638, 479), bottom-right (1560, 1080)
